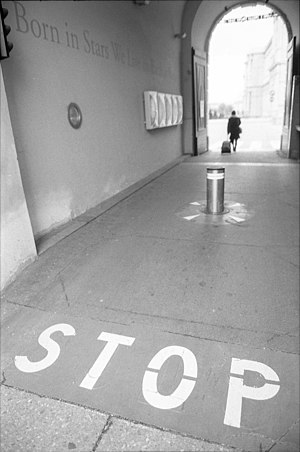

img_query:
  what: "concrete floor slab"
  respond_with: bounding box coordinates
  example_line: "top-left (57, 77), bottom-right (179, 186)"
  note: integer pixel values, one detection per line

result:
top-left (96, 417), bottom-right (237, 451)
top-left (0, 386), bottom-right (108, 452)
top-left (2, 310), bottom-right (299, 451)
top-left (1, 152), bottom-right (299, 451)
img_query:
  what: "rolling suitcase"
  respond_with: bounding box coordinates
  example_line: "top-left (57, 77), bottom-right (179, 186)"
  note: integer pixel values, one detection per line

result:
top-left (221, 140), bottom-right (231, 153)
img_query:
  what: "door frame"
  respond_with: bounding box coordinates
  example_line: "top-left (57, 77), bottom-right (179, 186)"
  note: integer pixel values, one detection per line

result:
top-left (192, 47), bottom-right (208, 156)
top-left (281, 36), bottom-right (296, 156)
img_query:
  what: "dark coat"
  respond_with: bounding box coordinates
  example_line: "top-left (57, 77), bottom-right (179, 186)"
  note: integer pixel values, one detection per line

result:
top-left (227, 116), bottom-right (241, 140)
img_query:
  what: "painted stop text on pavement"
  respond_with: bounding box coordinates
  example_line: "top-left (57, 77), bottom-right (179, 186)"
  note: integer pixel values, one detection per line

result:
top-left (14, 322), bottom-right (281, 429)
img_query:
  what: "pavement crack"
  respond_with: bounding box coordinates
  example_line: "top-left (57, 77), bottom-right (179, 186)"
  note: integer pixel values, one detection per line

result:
top-left (120, 233), bottom-right (298, 250)
top-left (92, 415), bottom-right (113, 451)
top-left (4, 299), bottom-right (48, 313)
top-left (267, 330), bottom-right (298, 344)
top-left (266, 418), bottom-right (300, 452)
top-left (1, 371), bottom-right (6, 385)
top-left (107, 306), bottom-right (289, 336)
top-left (264, 247), bottom-right (299, 269)
top-left (60, 276), bottom-right (70, 307)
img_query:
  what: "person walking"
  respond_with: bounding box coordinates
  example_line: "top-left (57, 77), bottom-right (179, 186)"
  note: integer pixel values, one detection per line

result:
top-left (227, 110), bottom-right (241, 151)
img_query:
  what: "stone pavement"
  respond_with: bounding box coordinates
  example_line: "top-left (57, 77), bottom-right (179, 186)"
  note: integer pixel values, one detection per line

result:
top-left (1, 150), bottom-right (299, 452)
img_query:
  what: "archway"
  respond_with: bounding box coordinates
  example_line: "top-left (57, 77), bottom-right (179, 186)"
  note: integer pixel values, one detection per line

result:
top-left (180, 0), bottom-right (298, 157)
top-left (206, 3), bottom-right (289, 153)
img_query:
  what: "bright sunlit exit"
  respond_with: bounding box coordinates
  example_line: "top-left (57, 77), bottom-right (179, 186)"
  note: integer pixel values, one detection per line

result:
top-left (207, 4), bottom-right (288, 153)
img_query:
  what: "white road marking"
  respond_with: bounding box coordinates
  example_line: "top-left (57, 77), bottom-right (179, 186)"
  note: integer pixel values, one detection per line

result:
top-left (80, 332), bottom-right (135, 390)
top-left (224, 358), bottom-right (280, 428)
top-left (13, 323), bottom-right (287, 432)
top-left (15, 323), bottom-right (76, 373)
top-left (142, 346), bottom-right (198, 410)
top-left (184, 214), bottom-right (201, 220)
top-left (227, 215), bottom-right (245, 223)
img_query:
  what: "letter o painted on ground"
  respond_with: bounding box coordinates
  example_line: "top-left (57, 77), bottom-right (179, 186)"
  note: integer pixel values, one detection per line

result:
top-left (142, 345), bottom-right (197, 410)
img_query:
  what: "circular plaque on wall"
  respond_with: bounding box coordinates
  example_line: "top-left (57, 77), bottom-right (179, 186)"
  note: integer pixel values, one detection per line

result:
top-left (68, 103), bottom-right (82, 129)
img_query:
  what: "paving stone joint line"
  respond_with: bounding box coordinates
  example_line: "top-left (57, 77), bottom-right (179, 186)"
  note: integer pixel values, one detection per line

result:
top-left (266, 417), bottom-right (300, 452)
top-left (1, 383), bottom-right (242, 451)
top-left (106, 307), bottom-right (298, 340)
top-left (93, 415), bottom-right (113, 452)
top-left (161, 330), bottom-right (298, 355)
top-left (2, 299), bottom-right (297, 354)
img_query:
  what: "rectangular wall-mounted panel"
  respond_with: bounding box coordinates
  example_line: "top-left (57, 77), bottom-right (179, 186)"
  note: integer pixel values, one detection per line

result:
top-left (157, 92), bottom-right (166, 128)
top-left (177, 95), bottom-right (183, 124)
top-left (171, 95), bottom-right (179, 125)
top-left (165, 94), bottom-right (172, 126)
top-left (144, 91), bottom-right (158, 130)
top-left (144, 91), bottom-right (183, 130)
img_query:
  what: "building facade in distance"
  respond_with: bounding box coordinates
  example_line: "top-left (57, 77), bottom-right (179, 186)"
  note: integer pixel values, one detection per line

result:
top-left (243, 17), bottom-right (288, 123)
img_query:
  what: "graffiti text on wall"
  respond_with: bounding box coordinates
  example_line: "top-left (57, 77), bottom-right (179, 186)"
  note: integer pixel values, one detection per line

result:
top-left (12, 1), bottom-right (175, 79)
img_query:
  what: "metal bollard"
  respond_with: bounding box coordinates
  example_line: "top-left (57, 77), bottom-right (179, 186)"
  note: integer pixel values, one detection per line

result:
top-left (206, 168), bottom-right (225, 214)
